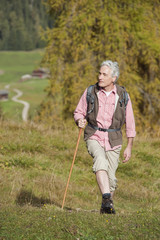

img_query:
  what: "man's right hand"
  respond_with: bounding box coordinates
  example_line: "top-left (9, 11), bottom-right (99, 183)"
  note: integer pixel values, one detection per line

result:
top-left (77, 119), bottom-right (87, 128)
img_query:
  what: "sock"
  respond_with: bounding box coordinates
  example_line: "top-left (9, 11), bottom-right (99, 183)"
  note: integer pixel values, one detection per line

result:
top-left (102, 193), bottom-right (111, 199)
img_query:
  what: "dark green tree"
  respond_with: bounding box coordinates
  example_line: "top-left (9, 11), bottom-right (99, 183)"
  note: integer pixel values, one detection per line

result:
top-left (0, 0), bottom-right (51, 50)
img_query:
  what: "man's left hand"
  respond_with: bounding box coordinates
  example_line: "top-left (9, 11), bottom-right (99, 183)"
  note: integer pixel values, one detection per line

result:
top-left (123, 146), bottom-right (132, 163)
top-left (123, 137), bottom-right (134, 163)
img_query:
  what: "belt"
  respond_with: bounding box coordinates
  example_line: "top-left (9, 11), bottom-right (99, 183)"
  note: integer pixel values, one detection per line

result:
top-left (88, 123), bottom-right (121, 132)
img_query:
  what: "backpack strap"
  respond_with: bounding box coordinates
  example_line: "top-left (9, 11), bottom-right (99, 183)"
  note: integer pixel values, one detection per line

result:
top-left (123, 91), bottom-right (129, 110)
top-left (86, 85), bottom-right (95, 114)
top-left (119, 87), bottom-right (129, 110)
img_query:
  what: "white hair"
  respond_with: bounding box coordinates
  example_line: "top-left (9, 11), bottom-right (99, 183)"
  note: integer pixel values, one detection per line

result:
top-left (101, 60), bottom-right (119, 83)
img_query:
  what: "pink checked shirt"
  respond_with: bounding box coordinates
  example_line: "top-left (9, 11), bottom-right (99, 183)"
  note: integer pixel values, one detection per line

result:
top-left (74, 85), bottom-right (136, 151)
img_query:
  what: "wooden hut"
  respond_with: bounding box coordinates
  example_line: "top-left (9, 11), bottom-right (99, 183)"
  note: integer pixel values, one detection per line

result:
top-left (0, 90), bottom-right (9, 100)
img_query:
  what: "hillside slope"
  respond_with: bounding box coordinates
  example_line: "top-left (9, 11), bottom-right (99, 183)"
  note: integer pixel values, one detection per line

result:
top-left (0, 121), bottom-right (159, 239)
top-left (0, 50), bottom-right (48, 121)
top-left (0, 0), bottom-right (51, 50)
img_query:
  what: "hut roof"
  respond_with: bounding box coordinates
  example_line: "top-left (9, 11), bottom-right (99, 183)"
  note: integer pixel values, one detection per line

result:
top-left (0, 90), bottom-right (8, 95)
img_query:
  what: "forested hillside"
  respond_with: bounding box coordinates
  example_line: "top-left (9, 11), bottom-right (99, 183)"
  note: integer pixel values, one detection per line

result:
top-left (38, 0), bottom-right (160, 133)
top-left (0, 0), bottom-right (51, 50)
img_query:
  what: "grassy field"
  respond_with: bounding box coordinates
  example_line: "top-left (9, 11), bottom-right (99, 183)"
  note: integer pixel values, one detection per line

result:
top-left (0, 51), bottom-right (159, 239)
top-left (0, 121), bottom-right (159, 239)
top-left (0, 50), bottom-right (48, 120)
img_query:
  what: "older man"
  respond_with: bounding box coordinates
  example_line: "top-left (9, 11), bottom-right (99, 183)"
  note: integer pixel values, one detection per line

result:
top-left (74, 60), bottom-right (136, 214)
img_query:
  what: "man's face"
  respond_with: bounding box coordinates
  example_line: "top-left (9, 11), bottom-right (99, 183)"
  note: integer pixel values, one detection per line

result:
top-left (98, 65), bottom-right (116, 91)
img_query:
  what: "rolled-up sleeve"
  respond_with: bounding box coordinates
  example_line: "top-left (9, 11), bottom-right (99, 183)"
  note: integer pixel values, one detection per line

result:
top-left (125, 95), bottom-right (136, 138)
top-left (74, 89), bottom-right (88, 122)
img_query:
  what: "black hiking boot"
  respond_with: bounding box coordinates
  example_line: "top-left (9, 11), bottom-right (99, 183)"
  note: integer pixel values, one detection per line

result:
top-left (100, 196), bottom-right (116, 214)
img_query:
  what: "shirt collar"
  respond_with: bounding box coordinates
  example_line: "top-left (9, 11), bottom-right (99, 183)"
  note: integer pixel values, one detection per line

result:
top-left (99, 85), bottom-right (117, 94)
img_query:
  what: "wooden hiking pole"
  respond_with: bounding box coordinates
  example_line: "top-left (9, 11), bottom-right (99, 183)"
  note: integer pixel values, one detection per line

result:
top-left (62, 128), bottom-right (83, 209)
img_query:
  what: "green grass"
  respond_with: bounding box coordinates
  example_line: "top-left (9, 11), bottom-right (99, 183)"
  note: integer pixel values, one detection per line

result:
top-left (0, 50), bottom-right (43, 83)
top-left (0, 51), bottom-right (159, 239)
top-left (0, 121), bottom-right (159, 239)
top-left (0, 207), bottom-right (159, 240)
top-left (0, 50), bottom-right (48, 120)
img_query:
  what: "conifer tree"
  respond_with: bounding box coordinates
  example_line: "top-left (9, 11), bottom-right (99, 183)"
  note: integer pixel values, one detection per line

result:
top-left (0, 0), bottom-right (50, 50)
top-left (39, 0), bottom-right (160, 132)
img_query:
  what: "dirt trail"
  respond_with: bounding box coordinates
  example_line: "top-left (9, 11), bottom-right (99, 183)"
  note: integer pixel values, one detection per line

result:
top-left (12, 89), bottom-right (30, 122)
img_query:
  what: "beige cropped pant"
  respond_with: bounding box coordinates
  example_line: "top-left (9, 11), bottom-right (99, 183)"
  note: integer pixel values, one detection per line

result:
top-left (86, 139), bottom-right (121, 192)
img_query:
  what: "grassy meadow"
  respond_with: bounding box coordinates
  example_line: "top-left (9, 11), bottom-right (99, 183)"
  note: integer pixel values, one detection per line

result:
top-left (0, 120), bottom-right (159, 239)
top-left (0, 51), bottom-right (159, 239)
top-left (0, 50), bottom-right (48, 120)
